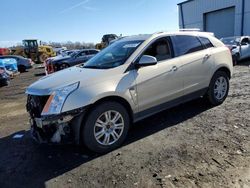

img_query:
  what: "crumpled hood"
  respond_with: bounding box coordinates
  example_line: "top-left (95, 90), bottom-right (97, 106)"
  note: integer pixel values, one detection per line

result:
top-left (26, 66), bottom-right (106, 96)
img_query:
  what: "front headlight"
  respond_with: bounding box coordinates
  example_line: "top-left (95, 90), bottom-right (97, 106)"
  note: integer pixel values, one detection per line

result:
top-left (41, 82), bottom-right (79, 116)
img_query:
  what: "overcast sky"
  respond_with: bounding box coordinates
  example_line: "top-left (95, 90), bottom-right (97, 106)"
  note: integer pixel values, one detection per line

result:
top-left (0, 0), bottom-right (183, 47)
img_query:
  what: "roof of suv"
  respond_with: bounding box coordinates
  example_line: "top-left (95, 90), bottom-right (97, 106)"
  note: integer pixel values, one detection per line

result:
top-left (119, 31), bottom-right (215, 42)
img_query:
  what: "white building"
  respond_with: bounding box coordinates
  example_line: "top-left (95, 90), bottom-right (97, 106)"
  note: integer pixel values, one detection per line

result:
top-left (178, 0), bottom-right (250, 38)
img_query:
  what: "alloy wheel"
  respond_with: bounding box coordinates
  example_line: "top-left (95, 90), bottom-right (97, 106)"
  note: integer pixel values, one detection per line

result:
top-left (214, 76), bottom-right (228, 100)
top-left (94, 110), bottom-right (124, 146)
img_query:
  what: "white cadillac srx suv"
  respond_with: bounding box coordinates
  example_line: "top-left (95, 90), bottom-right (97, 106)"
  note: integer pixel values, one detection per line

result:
top-left (26, 31), bottom-right (233, 153)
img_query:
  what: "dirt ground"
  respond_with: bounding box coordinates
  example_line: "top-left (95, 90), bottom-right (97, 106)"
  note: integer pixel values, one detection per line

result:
top-left (0, 62), bottom-right (249, 188)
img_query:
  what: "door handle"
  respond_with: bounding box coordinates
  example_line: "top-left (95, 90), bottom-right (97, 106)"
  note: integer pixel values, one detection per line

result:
top-left (171, 66), bottom-right (178, 72)
top-left (204, 54), bottom-right (211, 61)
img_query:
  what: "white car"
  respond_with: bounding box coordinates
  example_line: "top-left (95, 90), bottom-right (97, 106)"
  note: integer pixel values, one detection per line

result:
top-left (26, 31), bottom-right (233, 153)
top-left (221, 36), bottom-right (250, 65)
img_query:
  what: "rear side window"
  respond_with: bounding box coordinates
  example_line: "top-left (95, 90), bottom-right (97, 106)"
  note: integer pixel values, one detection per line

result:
top-left (88, 50), bottom-right (99, 55)
top-left (78, 51), bottom-right (86, 57)
top-left (171, 35), bottom-right (204, 57)
top-left (200, 37), bottom-right (214, 48)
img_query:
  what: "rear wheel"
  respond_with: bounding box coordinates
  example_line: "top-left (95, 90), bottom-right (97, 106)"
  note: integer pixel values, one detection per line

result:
top-left (82, 101), bottom-right (130, 153)
top-left (59, 63), bottom-right (69, 70)
top-left (207, 71), bottom-right (229, 105)
top-left (18, 65), bottom-right (26, 73)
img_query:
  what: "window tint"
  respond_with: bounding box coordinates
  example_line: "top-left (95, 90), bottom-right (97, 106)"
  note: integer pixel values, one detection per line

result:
top-left (241, 38), bottom-right (250, 44)
top-left (89, 50), bottom-right (99, 55)
top-left (172, 35), bottom-right (204, 57)
top-left (143, 37), bottom-right (172, 62)
top-left (200, 37), bottom-right (214, 48)
top-left (78, 51), bottom-right (86, 57)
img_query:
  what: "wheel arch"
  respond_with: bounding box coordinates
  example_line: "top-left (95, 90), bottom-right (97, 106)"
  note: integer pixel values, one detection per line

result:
top-left (87, 96), bottom-right (134, 123)
top-left (214, 66), bottom-right (232, 79)
top-left (76, 95), bottom-right (134, 145)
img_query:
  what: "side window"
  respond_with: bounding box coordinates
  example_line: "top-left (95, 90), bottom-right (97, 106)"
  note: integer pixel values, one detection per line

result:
top-left (88, 50), bottom-right (98, 55)
top-left (172, 35), bottom-right (204, 57)
top-left (143, 37), bottom-right (172, 62)
top-left (46, 48), bottom-right (51, 53)
top-left (199, 37), bottom-right (214, 48)
top-left (241, 38), bottom-right (250, 44)
top-left (78, 51), bottom-right (86, 57)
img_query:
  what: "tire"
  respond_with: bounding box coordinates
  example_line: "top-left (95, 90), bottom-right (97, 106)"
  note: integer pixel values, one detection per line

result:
top-left (82, 101), bottom-right (130, 153)
top-left (18, 65), bottom-right (26, 73)
top-left (59, 63), bottom-right (69, 70)
top-left (207, 71), bottom-right (229, 106)
top-left (233, 53), bottom-right (239, 66)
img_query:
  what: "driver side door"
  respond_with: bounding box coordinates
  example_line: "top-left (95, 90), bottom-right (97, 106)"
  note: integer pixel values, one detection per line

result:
top-left (134, 37), bottom-right (184, 116)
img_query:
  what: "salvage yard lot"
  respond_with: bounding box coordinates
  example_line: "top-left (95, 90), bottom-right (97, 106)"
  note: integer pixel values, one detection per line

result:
top-left (0, 62), bottom-right (250, 188)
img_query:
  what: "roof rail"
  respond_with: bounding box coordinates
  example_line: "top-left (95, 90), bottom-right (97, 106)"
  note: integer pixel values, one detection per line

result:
top-left (179, 28), bottom-right (201, 32)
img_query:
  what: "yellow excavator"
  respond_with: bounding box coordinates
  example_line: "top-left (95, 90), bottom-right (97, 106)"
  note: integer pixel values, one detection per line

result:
top-left (11, 39), bottom-right (56, 63)
top-left (95, 34), bottom-right (118, 50)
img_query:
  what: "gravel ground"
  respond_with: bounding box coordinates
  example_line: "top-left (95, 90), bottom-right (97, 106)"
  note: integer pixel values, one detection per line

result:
top-left (0, 62), bottom-right (249, 188)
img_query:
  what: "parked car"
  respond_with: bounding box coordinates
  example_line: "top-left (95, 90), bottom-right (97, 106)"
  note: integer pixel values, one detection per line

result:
top-left (53, 47), bottom-right (67, 55)
top-left (221, 36), bottom-right (250, 65)
top-left (0, 48), bottom-right (10, 56)
top-left (0, 64), bottom-right (10, 87)
top-left (0, 58), bottom-right (18, 74)
top-left (44, 50), bottom-right (81, 74)
top-left (45, 49), bottom-right (99, 74)
top-left (0, 55), bottom-right (33, 72)
top-left (26, 31), bottom-right (233, 153)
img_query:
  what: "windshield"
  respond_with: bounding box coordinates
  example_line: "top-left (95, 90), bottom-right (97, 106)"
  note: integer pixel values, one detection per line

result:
top-left (221, 37), bottom-right (240, 46)
top-left (69, 51), bottom-right (79, 57)
top-left (83, 40), bottom-right (143, 69)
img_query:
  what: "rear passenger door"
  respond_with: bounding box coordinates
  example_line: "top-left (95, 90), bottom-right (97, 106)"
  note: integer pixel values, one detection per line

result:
top-left (171, 35), bottom-right (214, 95)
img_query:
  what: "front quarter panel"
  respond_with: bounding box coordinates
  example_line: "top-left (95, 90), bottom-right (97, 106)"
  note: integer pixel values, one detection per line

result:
top-left (61, 69), bottom-right (138, 113)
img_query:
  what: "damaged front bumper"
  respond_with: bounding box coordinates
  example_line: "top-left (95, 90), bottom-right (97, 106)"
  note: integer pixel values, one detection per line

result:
top-left (29, 109), bottom-right (86, 144)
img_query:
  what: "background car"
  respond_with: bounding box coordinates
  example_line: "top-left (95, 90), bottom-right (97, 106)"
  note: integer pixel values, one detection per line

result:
top-left (0, 63), bottom-right (10, 87)
top-left (46, 49), bottom-right (99, 74)
top-left (221, 36), bottom-right (250, 65)
top-left (0, 48), bottom-right (10, 56)
top-left (0, 55), bottom-right (33, 72)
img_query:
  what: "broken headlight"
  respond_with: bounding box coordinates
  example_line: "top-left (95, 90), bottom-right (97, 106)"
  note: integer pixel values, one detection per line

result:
top-left (41, 82), bottom-right (79, 116)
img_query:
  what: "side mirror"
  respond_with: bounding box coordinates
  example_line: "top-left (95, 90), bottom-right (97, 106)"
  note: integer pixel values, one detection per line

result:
top-left (137, 55), bottom-right (157, 67)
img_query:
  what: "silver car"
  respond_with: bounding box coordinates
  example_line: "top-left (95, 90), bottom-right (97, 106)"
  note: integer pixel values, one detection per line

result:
top-left (221, 36), bottom-right (250, 65)
top-left (26, 31), bottom-right (233, 153)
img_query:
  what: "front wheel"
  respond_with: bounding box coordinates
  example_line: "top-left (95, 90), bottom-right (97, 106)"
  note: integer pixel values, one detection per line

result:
top-left (207, 71), bottom-right (229, 106)
top-left (82, 101), bottom-right (130, 153)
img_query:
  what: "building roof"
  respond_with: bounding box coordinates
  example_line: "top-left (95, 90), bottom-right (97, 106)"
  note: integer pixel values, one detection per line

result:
top-left (177, 0), bottom-right (194, 6)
